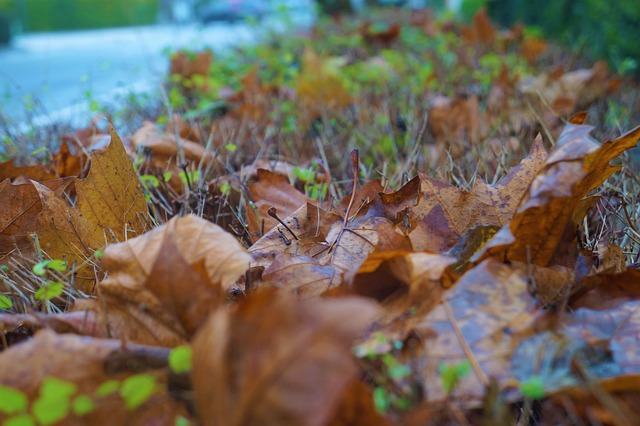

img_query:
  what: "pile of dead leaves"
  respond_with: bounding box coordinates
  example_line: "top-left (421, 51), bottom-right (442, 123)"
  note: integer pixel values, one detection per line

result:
top-left (1, 112), bottom-right (640, 424)
top-left (2, 7), bottom-right (640, 426)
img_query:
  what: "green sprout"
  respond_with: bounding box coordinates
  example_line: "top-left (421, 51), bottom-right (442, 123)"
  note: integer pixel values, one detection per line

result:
top-left (32, 260), bottom-right (67, 276)
top-left (439, 360), bottom-right (472, 394)
top-left (169, 345), bottom-right (193, 374)
top-left (34, 282), bottom-right (64, 302)
top-left (519, 376), bottom-right (545, 399)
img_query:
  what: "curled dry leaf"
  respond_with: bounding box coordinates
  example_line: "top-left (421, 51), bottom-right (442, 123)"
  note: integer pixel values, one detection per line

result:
top-left (245, 169), bottom-right (311, 241)
top-left (130, 121), bottom-right (210, 164)
top-left (191, 290), bottom-right (379, 426)
top-left (382, 136), bottom-right (548, 252)
top-left (73, 215), bottom-right (251, 346)
top-left (476, 116), bottom-right (640, 266)
top-left (0, 330), bottom-right (191, 425)
top-left (518, 61), bottom-right (616, 118)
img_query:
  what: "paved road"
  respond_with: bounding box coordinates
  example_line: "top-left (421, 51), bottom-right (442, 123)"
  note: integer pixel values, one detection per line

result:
top-left (0, 10), bottom-right (315, 128)
top-left (0, 23), bottom-right (258, 126)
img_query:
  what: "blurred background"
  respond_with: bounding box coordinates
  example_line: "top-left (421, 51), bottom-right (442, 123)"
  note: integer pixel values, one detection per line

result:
top-left (0, 0), bottom-right (638, 127)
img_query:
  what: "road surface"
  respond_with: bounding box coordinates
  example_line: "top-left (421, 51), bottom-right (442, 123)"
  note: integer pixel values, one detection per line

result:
top-left (0, 10), bottom-right (315, 129)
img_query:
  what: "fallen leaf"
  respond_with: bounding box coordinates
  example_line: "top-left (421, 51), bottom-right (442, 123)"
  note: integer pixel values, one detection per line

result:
top-left (76, 124), bottom-right (149, 245)
top-left (383, 136), bottom-right (547, 251)
top-left (191, 290), bottom-right (379, 426)
top-left (476, 117), bottom-right (640, 266)
top-left (74, 215), bottom-right (250, 346)
top-left (245, 169), bottom-right (311, 241)
top-left (296, 47), bottom-right (352, 126)
top-left (0, 330), bottom-right (192, 425)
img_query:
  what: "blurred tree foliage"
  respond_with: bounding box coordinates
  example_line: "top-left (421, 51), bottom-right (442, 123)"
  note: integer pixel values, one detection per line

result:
top-left (489, 0), bottom-right (640, 75)
top-left (0, 0), bottom-right (157, 32)
top-left (317, 0), bottom-right (354, 15)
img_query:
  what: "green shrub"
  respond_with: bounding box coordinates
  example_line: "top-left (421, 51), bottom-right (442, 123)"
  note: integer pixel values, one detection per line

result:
top-left (489, 0), bottom-right (640, 75)
top-left (0, 0), bottom-right (157, 32)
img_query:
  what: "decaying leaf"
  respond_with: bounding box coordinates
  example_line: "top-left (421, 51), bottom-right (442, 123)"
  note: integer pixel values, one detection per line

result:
top-left (73, 215), bottom-right (251, 346)
top-left (0, 330), bottom-right (191, 425)
top-left (382, 136), bottom-right (548, 251)
top-left (76, 124), bottom-right (149, 245)
top-left (191, 290), bottom-right (379, 426)
top-left (245, 169), bottom-right (311, 240)
top-left (477, 115), bottom-right (640, 266)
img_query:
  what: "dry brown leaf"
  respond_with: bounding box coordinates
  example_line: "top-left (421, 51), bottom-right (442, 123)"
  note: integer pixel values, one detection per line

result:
top-left (74, 215), bottom-right (250, 346)
top-left (296, 47), bottom-right (352, 126)
top-left (0, 330), bottom-right (191, 425)
top-left (169, 49), bottom-right (213, 78)
top-left (191, 290), bottom-right (379, 426)
top-left (410, 259), bottom-right (540, 403)
top-left (0, 160), bottom-right (57, 182)
top-left (383, 136), bottom-right (547, 251)
top-left (427, 94), bottom-right (487, 148)
top-left (327, 380), bottom-right (391, 425)
top-left (477, 117), bottom-right (640, 266)
top-left (130, 121), bottom-right (210, 164)
top-left (518, 61), bottom-right (615, 119)
top-left (246, 169), bottom-right (311, 241)
top-left (360, 22), bottom-right (401, 46)
top-left (76, 124), bottom-right (149, 245)
top-left (460, 8), bottom-right (496, 47)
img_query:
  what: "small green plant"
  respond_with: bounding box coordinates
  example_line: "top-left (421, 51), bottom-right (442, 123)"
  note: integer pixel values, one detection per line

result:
top-left (354, 333), bottom-right (415, 413)
top-left (519, 375), bottom-right (545, 399)
top-left (34, 281), bottom-right (64, 302)
top-left (168, 345), bottom-right (193, 374)
top-left (120, 374), bottom-right (159, 410)
top-left (32, 260), bottom-right (67, 277)
top-left (439, 360), bottom-right (472, 394)
top-left (0, 374), bottom-right (162, 425)
top-left (0, 294), bottom-right (12, 310)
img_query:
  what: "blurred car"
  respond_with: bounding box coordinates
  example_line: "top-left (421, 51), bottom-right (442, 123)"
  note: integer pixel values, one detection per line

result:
top-left (197, 0), bottom-right (267, 23)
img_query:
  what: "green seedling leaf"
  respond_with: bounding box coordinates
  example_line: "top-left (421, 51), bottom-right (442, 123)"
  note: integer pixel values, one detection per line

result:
top-left (120, 374), bottom-right (158, 410)
top-left (32, 396), bottom-right (70, 425)
top-left (1, 264), bottom-right (9, 271)
top-left (175, 415), bottom-right (192, 426)
top-left (169, 345), bottom-right (192, 374)
top-left (0, 294), bottom-right (13, 309)
top-left (95, 380), bottom-right (120, 397)
top-left (163, 171), bottom-right (173, 182)
top-left (0, 385), bottom-right (28, 414)
top-left (225, 143), bottom-right (237, 153)
top-left (439, 360), bottom-right (471, 394)
top-left (219, 182), bottom-right (231, 197)
top-left (32, 377), bottom-right (76, 425)
top-left (31, 147), bottom-right (47, 156)
top-left (520, 376), bottom-right (545, 399)
top-left (32, 260), bottom-right (67, 276)
top-left (3, 414), bottom-right (35, 426)
top-left (179, 170), bottom-right (199, 186)
top-left (35, 282), bottom-right (64, 302)
top-left (94, 250), bottom-right (104, 259)
top-left (40, 377), bottom-right (77, 398)
top-left (140, 175), bottom-right (160, 188)
top-left (72, 394), bottom-right (96, 416)
top-left (293, 166), bottom-right (315, 183)
top-left (373, 387), bottom-right (390, 413)
top-left (32, 261), bottom-right (49, 276)
top-left (389, 364), bottom-right (412, 380)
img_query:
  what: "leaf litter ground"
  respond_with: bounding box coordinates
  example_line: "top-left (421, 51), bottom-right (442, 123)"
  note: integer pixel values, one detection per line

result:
top-left (2, 7), bottom-right (640, 426)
